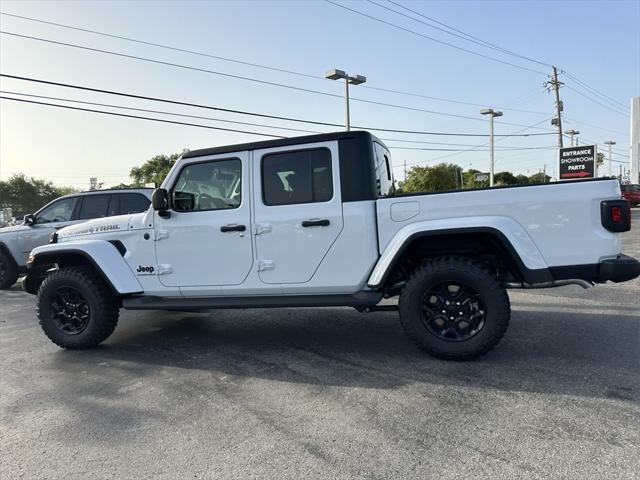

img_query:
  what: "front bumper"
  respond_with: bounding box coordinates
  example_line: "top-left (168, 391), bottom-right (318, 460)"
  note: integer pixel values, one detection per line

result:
top-left (598, 254), bottom-right (640, 283)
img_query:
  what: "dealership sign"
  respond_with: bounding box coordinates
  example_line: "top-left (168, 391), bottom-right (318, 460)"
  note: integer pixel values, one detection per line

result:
top-left (559, 145), bottom-right (596, 180)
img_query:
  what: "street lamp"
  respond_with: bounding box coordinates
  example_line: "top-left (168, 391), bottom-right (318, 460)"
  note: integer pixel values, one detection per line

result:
top-left (480, 108), bottom-right (503, 187)
top-left (325, 68), bottom-right (367, 131)
top-left (605, 140), bottom-right (616, 177)
top-left (565, 129), bottom-right (580, 147)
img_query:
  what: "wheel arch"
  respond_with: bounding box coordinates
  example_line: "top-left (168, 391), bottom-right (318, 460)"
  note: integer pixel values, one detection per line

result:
top-left (26, 241), bottom-right (143, 296)
top-left (0, 241), bottom-right (19, 269)
top-left (368, 223), bottom-right (553, 290)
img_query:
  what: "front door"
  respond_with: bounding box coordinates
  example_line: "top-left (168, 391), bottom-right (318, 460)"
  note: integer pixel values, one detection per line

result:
top-left (155, 153), bottom-right (253, 287)
top-left (17, 196), bottom-right (81, 264)
top-left (253, 142), bottom-right (343, 284)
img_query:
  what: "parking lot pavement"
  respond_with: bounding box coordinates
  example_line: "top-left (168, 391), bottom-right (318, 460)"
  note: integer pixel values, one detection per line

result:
top-left (1, 213), bottom-right (639, 479)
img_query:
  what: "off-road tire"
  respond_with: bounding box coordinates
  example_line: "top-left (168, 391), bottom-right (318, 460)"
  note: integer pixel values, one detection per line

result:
top-left (399, 256), bottom-right (510, 360)
top-left (0, 250), bottom-right (19, 289)
top-left (37, 266), bottom-right (119, 349)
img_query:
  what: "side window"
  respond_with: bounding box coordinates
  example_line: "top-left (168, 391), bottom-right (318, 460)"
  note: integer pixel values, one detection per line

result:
top-left (117, 193), bottom-right (150, 215)
top-left (78, 195), bottom-right (110, 220)
top-left (262, 148), bottom-right (332, 206)
top-left (172, 158), bottom-right (241, 212)
top-left (374, 143), bottom-right (394, 197)
top-left (36, 197), bottom-right (78, 224)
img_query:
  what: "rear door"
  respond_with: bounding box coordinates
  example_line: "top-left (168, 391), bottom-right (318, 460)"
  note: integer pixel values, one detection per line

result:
top-left (253, 141), bottom-right (343, 284)
top-left (108, 192), bottom-right (151, 216)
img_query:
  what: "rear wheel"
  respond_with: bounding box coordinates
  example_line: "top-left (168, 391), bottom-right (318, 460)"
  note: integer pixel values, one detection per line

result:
top-left (37, 267), bottom-right (119, 349)
top-left (399, 256), bottom-right (510, 360)
top-left (0, 250), bottom-right (19, 289)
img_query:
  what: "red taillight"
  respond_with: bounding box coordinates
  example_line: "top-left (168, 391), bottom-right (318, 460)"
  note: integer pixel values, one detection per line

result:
top-left (601, 200), bottom-right (631, 232)
top-left (611, 206), bottom-right (622, 223)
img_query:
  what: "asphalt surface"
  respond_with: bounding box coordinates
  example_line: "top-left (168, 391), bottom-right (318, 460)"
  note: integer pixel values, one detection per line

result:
top-left (1, 211), bottom-right (639, 479)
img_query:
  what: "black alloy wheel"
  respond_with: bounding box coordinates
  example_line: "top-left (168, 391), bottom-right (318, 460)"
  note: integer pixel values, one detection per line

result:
top-left (50, 286), bottom-right (91, 335)
top-left (421, 281), bottom-right (486, 342)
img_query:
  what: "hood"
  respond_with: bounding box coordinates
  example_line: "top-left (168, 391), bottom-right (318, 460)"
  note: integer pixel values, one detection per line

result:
top-left (58, 212), bottom-right (149, 241)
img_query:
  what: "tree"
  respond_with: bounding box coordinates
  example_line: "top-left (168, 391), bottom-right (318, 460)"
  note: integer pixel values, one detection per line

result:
top-left (494, 171), bottom-right (518, 186)
top-left (463, 169), bottom-right (485, 189)
top-left (401, 163), bottom-right (461, 193)
top-left (596, 152), bottom-right (605, 168)
top-left (129, 151), bottom-right (187, 187)
top-left (0, 174), bottom-right (79, 216)
top-left (529, 171), bottom-right (551, 184)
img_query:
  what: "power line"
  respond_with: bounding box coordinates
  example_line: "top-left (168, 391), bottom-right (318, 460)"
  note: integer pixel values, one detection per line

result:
top-left (1, 31), bottom-right (546, 128)
top-left (0, 30), bottom-right (554, 126)
top-left (361, 83), bottom-right (548, 114)
top-left (0, 11), bottom-right (322, 81)
top-left (388, 145), bottom-right (556, 152)
top-left (563, 70), bottom-right (630, 112)
top-left (0, 96), bottom-right (286, 138)
top-left (0, 90), bottom-right (325, 135)
top-left (0, 11), bottom-right (549, 116)
top-left (563, 116), bottom-right (626, 135)
top-left (370, 0), bottom-right (551, 68)
top-left (400, 117), bottom-right (553, 167)
top-left (1, 94), bottom-right (561, 153)
top-left (565, 84), bottom-right (630, 117)
top-left (324, 0), bottom-right (547, 75)
top-left (0, 30), bottom-right (344, 99)
top-left (0, 74), bottom-right (558, 137)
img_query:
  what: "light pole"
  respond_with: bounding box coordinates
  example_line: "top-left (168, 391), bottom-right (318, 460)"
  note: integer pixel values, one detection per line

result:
top-left (605, 140), bottom-right (616, 177)
top-left (480, 108), bottom-right (503, 187)
top-left (566, 129), bottom-right (580, 147)
top-left (325, 69), bottom-right (366, 131)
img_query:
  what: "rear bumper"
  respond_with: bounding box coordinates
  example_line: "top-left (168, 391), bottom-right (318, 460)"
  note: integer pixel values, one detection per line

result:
top-left (550, 254), bottom-right (640, 284)
top-left (597, 254), bottom-right (640, 283)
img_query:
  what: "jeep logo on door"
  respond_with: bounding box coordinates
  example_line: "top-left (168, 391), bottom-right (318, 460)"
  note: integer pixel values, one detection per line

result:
top-left (559, 145), bottom-right (596, 180)
top-left (136, 265), bottom-right (155, 275)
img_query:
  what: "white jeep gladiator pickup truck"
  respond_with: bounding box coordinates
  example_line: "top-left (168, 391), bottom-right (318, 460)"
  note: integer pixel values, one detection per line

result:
top-left (24, 131), bottom-right (639, 360)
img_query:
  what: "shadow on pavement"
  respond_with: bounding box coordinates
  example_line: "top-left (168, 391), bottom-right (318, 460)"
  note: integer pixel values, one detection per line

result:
top-left (49, 307), bottom-right (639, 401)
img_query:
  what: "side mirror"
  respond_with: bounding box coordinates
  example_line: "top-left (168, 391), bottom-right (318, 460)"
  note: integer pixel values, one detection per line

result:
top-left (23, 214), bottom-right (35, 226)
top-left (151, 188), bottom-right (170, 218)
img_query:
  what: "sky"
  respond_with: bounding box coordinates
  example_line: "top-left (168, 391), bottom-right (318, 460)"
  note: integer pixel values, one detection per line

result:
top-left (0, 0), bottom-right (638, 189)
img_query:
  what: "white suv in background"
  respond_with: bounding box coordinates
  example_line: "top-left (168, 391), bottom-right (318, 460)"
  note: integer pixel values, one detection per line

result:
top-left (0, 188), bottom-right (153, 289)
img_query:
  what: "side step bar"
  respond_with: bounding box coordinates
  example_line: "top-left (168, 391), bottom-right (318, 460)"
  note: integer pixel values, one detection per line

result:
top-left (122, 291), bottom-right (383, 311)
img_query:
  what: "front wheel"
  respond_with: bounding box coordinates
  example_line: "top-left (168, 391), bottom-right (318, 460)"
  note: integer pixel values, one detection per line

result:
top-left (37, 266), bottom-right (119, 349)
top-left (399, 256), bottom-right (510, 360)
top-left (0, 250), bottom-right (19, 289)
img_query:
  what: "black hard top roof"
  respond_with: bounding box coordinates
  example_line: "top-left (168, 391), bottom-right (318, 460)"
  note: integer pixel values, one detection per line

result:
top-left (182, 130), bottom-right (385, 159)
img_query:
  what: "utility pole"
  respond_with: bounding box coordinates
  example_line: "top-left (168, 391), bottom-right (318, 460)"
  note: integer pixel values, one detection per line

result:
top-left (325, 69), bottom-right (366, 131)
top-left (480, 108), bottom-right (503, 187)
top-left (404, 159), bottom-right (407, 183)
top-left (543, 164), bottom-right (547, 183)
top-left (605, 140), bottom-right (616, 177)
top-left (545, 66), bottom-right (564, 148)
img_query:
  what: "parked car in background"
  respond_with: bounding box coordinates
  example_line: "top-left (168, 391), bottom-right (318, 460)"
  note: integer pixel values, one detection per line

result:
top-left (0, 188), bottom-right (153, 289)
top-left (621, 184), bottom-right (640, 206)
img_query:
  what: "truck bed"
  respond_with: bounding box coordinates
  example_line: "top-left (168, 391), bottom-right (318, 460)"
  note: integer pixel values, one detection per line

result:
top-left (376, 178), bottom-right (622, 269)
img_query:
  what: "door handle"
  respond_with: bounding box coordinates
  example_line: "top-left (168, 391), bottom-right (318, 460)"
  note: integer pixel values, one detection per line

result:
top-left (220, 224), bottom-right (246, 232)
top-left (301, 219), bottom-right (330, 227)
